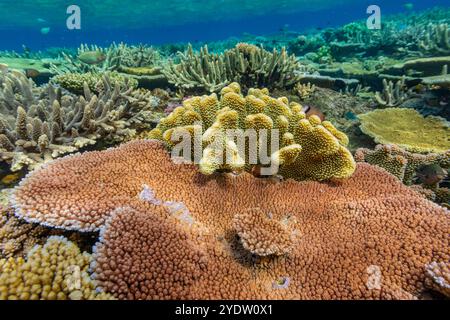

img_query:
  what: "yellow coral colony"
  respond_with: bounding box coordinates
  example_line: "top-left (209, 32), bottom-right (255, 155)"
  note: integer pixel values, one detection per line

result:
top-left (149, 82), bottom-right (356, 181)
top-left (358, 108), bottom-right (450, 153)
top-left (0, 236), bottom-right (114, 300)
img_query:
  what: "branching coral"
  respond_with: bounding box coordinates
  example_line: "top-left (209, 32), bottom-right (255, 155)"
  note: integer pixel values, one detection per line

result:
top-left (148, 82), bottom-right (355, 181)
top-left (163, 43), bottom-right (302, 93)
top-left (295, 82), bottom-right (316, 100)
top-left (0, 70), bottom-right (159, 171)
top-left (0, 236), bottom-right (114, 300)
top-left (374, 78), bottom-right (410, 107)
top-left (419, 23), bottom-right (450, 56)
top-left (52, 71), bottom-right (138, 95)
top-left (358, 108), bottom-right (450, 153)
top-left (11, 139), bottom-right (450, 300)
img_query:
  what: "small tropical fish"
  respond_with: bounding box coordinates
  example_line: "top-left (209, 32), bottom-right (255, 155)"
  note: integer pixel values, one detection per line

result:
top-left (37, 18), bottom-right (47, 23)
top-left (78, 51), bottom-right (107, 65)
top-left (403, 3), bottom-right (414, 10)
top-left (40, 27), bottom-right (51, 35)
top-left (302, 105), bottom-right (325, 121)
top-left (344, 111), bottom-right (358, 121)
top-left (415, 164), bottom-right (448, 186)
top-left (24, 68), bottom-right (40, 78)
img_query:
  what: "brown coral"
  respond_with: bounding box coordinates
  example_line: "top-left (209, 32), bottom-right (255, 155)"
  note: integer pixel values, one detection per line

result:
top-left (12, 140), bottom-right (450, 299)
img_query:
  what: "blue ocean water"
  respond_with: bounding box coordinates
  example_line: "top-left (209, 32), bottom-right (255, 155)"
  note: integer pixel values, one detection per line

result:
top-left (0, 0), bottom-right (448, 51)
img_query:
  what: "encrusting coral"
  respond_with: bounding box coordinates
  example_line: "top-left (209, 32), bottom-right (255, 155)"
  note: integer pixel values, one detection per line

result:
top-left (0, 236), bottom-right (114, 300)
top-left (148, 82), bottom-right (356, 181)
top-left (358, 108), bottom-right (450, 153)
top-left (11, 139), bottom-right (450, 299)
top-left (0, 70), bottom-right (159, 171)
top-left (163, 43), bottom-right (303, 93)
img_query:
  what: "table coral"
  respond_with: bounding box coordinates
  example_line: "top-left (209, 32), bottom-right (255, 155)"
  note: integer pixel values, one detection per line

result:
top-left (12, 139), bottom-right (450, 300)
top-left (358, 108), bottom-right (450, 153)
top-left (0, 236), bottom-right (114, 300)
top-left (148, 82), bottom-right (356, 181)
top-left (52, 71), bottom-right (138, 94)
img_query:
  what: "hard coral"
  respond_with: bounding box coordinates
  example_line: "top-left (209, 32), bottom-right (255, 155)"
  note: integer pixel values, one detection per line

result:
top-left (149, 82), bottom-right (355, 181)
top-left (0, 70), bottom-right (158, 171)
top-left (358, 108), bottom-right (450, 153)
top-left (52, 71), bottom-right (138, 95)
top-left (12, 140), bottom-right (450, 299)
top-left (0, 236), bottom-right (114, 300)
top-left (163, 43), bottom-right (302, 93)
top-left (355, 144), bottom-right (450, 185)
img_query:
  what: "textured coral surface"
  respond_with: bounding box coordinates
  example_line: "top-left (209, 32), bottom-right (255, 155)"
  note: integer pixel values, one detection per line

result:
top-left (12, 140), bottom-right (450, 299)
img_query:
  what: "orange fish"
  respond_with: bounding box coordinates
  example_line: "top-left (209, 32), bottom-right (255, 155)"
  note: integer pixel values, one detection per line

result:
top-left (24, 68), bottom-right (40, 78)
top-left (302, 105), bottom-right (325, 121)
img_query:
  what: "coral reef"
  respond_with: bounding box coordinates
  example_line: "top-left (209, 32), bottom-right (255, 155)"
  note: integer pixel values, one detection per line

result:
top-left (163, 44), bottom-right (303, 93)
top-left (11, 139), bottom-right (450, 299)
top-left (0, 70), bottom-right (159, 171)
top-left (358, 108), bottom-right (450, 153)
top-left (148, 82), bottom-right (356, 181)
top-left (0, 236), bottom-right (114, 300)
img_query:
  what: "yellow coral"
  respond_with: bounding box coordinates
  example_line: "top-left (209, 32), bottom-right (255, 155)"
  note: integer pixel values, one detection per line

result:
top-left (149, 82), bottom-right (356, 181)
top-left (0, 236), bottom-right (114, 300)
top-left (358, 108), bottom-right (450, 153)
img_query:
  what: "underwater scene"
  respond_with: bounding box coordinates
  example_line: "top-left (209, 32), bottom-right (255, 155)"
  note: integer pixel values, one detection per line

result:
top-left (0, 0), bottom-right (449, 302)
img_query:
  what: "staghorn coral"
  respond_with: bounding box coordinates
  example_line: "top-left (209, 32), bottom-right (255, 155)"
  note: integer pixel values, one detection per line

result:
top-left (163, 43), bottom-right (302, 93)
top-left (12, 139), bottom-right (450, 300)
top-left (374, 78), bottom-right (410, 107)
top-left (0, 70), bottom-right (159, 171)
top-left (358, 108), bottom-right (450, 154)
top-left (354, 144), bottom-right (450, 185)
top-left (52, 71), bottom-right (138, 95)
top-left (295, 82), bottom-right (316, 100)
top-left (148, 82), bottom-right (355, 181)
top-left (419, 23), bottom-right (450, 56)
top-left (0, 236), bottom-right (114, 300)
top-left (424, 262), bottom-right (450, 298)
